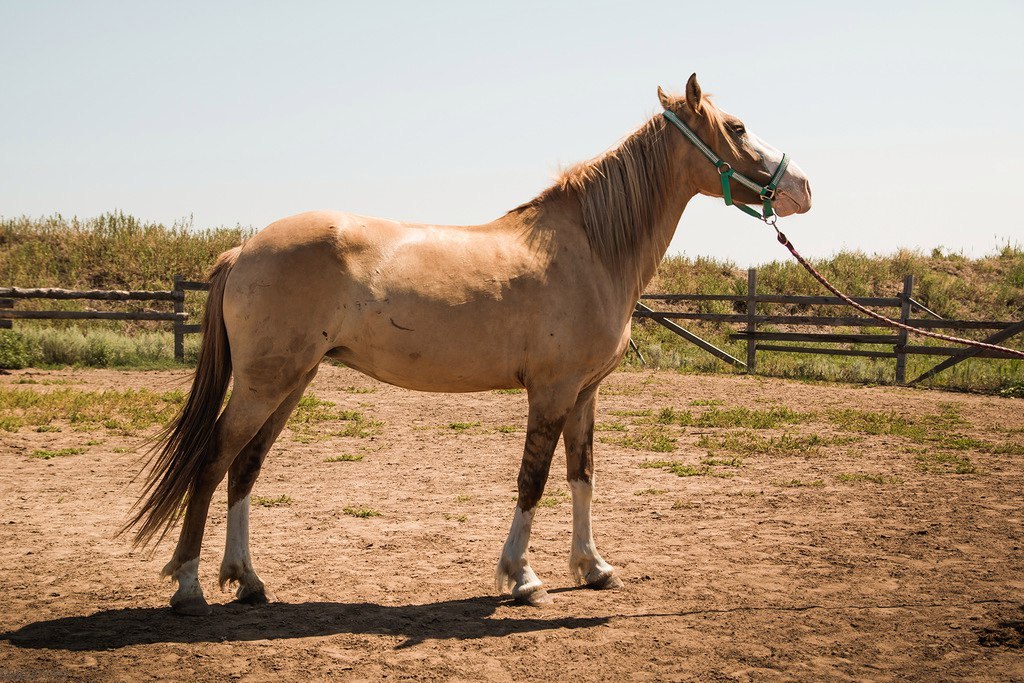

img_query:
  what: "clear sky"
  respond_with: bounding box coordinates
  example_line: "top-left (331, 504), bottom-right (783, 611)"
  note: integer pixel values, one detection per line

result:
top-left (2, 1), bottom-right (1022, 266)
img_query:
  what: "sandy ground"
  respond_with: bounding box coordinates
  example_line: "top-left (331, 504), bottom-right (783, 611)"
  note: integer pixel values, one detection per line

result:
top-left (0, 365), bottom-right (1022, 681)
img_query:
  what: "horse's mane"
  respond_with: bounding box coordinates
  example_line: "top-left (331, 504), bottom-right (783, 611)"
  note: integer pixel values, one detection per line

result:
top-left (517, 96), bottom-right (736, 279)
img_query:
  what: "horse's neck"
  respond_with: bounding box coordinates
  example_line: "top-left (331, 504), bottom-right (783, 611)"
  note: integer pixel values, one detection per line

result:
top-left (617, 152), bottom-right (698, 301)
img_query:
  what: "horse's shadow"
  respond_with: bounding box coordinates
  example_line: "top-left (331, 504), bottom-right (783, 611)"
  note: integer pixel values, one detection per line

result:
top-left (1, 591), bottom-right (609, 651)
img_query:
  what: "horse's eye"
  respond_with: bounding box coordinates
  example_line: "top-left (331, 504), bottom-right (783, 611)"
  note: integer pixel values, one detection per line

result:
top-left (732, 125), bottom-right (746, 136)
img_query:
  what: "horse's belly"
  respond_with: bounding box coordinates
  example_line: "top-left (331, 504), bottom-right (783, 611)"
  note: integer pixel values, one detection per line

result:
top-left (327, 314), bottom-right (525, 392)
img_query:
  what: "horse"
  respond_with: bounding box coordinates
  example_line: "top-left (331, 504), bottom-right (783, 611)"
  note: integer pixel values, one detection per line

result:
top-left (125, 73), bottom-right (812, 615)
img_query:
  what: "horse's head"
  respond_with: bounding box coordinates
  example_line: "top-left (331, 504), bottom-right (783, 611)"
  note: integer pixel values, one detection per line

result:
top-left (658, 73), bottom-right (812, 217)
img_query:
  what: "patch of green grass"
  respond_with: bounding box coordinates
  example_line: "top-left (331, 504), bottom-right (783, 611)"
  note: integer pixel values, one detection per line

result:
top-left (835, 473), bottom-right (902, 485)
top-left (657, 407), bottom-right (693, 426)
top-left (639, 460), bottom-right (733, 478)
top-left (343, 506), bottom-right (382, 518)
top-left (339, 386), bottom-right (376, 394)
top-left (915, 452), bottom-right (977, 474)
top-left (113, 446), bottom-right (132, 453)
top-left (495, 425), bottom-right (520, 434)
top-left (443, 513), bottom-right (468, 522)
top-left (697, 431), bottom-right (850, 458)
top-left (0, 416), bottom-right (23, 431)
top-left (325, 454), bottom-right (363, 463)
top-left (594, 421), bottom-right (626, 432)
top-left (689, 398), bottom-right (725, 407)
top-left (537, 488), bottom-right (568, 507)
top-left (609, 409), bottom-right (652, 417)
top-left (252, 494), bottom-right (292, 507)
top-left (448, 421), bottom-right (480, 431)
top-left (35, 424), bottom-right (61, 433)
top-left (29, 447), bottom-right (86, 459)
top-left (493, 388), bottom-right (524, 395)
top-left (0, 387), bottom-right (184, 434)
top-left (617, 425), bottom-right (677, 452)
top-left (695, 406), bottom-right (812, 429)
top-left (456, 494), bottom-right (473, 503)
top-left (701, 456), bottom-right (743, 467)
top-left (774, 479), bottom-right (825, 488)
top-left (634, 488), bottom-right (667, 496)
top-left (826, 407), bottom-right (967, 440)
top-left (671, 499), bottom-right (695, 509)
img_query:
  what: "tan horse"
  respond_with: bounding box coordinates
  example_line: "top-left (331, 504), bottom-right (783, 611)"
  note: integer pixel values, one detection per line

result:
top-left (126, 74), bottom-right (812, 615)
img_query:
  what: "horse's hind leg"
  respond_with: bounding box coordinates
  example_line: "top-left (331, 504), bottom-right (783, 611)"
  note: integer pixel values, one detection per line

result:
top-left (163, 372), bottom-right (310, 615)
top-left (564, 385), bottom-right (621, 589)
top-left (219, 367), bottom-right (318, 604)
top-left (496, 385), bottom-right (578, 606)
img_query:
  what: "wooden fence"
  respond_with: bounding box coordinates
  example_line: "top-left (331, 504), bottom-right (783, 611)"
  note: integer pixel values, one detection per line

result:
top-left (633, 268), bottom-right (1024, 385)
top-left (0, 277), bottom-right (208, 362)
top-left (2, 270), bottom-right (1021, 385)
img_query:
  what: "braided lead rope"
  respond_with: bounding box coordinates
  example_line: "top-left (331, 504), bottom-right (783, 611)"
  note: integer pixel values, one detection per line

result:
top-left (771, 226), bottom-right (1024, 360)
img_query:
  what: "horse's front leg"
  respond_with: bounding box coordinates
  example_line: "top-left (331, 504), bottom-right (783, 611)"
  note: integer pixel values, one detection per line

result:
top-left (564, 384), bottom-right (622, 589)
top-left (496, 386), bottom-right (577, 606)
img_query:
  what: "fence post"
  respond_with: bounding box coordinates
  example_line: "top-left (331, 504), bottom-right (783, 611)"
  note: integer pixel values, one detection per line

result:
top-left (0, 298), bottom-right (11, 329)
top-left (746, 268), bottom-right (757, 374)
top-left (173, 275), bottom-right (185, 362)
top-left (894, 274), bottom-right (913, 384)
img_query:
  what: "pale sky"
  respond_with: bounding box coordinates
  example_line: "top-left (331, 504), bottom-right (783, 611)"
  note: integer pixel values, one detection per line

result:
top-left (2, 1), bottom-right (1022, 266)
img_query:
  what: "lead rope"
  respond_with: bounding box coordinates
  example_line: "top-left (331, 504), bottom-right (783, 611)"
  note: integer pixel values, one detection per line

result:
top-left (769, 221), bottom-right (1024, 359)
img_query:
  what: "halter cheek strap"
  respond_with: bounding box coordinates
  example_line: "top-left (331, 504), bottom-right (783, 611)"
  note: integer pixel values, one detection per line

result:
top-left (662, 109), bottom-right (789, 222)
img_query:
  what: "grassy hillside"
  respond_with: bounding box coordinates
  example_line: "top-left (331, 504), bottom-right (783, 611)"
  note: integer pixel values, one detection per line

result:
top-left (1, 213), bottom-right (1021, 392)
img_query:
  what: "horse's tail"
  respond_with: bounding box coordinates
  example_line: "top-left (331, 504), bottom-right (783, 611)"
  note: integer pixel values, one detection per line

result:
top-left (122, 246), bottom-right (241, 548)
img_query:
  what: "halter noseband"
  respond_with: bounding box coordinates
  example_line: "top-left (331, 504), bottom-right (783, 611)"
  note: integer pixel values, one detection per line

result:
top-left (662, 109), bottom-right (790, 222)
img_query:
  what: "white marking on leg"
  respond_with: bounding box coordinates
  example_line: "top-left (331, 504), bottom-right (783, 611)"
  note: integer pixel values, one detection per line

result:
top-left (221, 495), bottom-right (252, 581)
top-left (168, 557), bottom-right (204, 604)
top-left (569, 479), bottom-right (614, 585)
top-left (220, 495), bottom-right (265, 598)
top-left (495, 506), bottom-right (543, 598)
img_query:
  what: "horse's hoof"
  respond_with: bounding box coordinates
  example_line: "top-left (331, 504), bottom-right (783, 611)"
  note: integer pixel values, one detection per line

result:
top-left (514, 587), bottom-right (553, 607)
top-left (236, 588), bottom-right (269, 605)
top-left (586, 572), bottom-right (624, 590)
top-left (171, 596), bottom-right (212, 616)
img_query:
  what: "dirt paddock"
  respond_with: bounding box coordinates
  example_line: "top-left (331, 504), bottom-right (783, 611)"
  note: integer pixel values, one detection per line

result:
top-left (1, 365), bottom-right (1022, 681)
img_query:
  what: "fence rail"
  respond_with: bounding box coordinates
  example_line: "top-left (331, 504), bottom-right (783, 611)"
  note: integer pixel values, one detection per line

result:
top-left (633, 268), bottom-right (1023, 385)
top-left (1, 271), bottom-right (1020, 384)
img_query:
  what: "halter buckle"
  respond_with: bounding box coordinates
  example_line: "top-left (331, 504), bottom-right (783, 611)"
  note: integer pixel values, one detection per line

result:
top-left (760, 187), bottom-right (776, 201)
top-left (717, 162), bottom-right (732, 174)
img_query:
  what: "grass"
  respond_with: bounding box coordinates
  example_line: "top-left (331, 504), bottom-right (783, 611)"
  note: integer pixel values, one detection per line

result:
top-left (252, 494), bottom-right (292, 507)
top-left (0, 387), bottom-right (183, 433)
top-left (634, 488), bottom-right (667, 496)
top-left (915, 452), bottom-right (978, 474)
top-left (495, 425), bottom-right (520, 433)
top-left (29, 447), bottom-right (85, 459)
top-left (288, 394), bottom-right (382, 441)
top-left (614, 425), bottom-right (677, 452)
top-left (694, 406), bottom-right (812, 429)
top-left (343, 506), bottom-right (382, 518)
top-left (639, 460), bottom-right (733, 478)
top-left (448, 421), bottom-right (480, 431)
top-left (325, 454), bottom-right (363, 463)
top-left (537, 488), bottom-right (568, 507)
top-left (697, 431), bottom-right (852, 457)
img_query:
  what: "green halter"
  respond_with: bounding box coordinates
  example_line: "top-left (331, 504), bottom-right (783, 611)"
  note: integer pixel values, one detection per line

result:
top-left (662, 109), bottom-right (790, 222)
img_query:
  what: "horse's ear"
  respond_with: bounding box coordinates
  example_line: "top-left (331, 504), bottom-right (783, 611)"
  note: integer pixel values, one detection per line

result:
top-left (685, 73), bottom-right (703, 114)
top-left (657, 85), bottom-right (672, 110)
